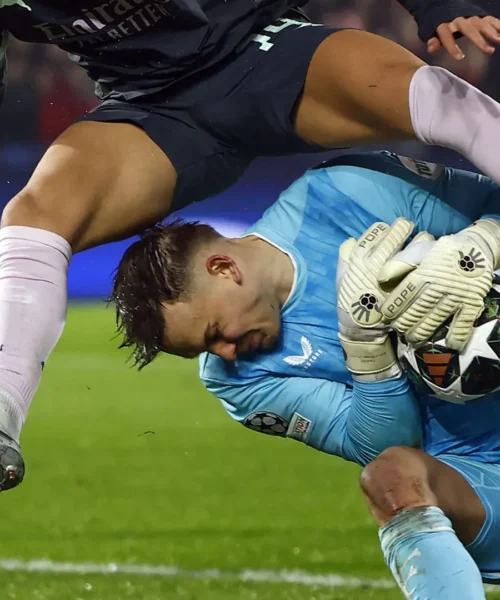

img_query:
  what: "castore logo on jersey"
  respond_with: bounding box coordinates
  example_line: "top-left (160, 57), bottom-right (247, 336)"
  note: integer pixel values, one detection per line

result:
top-left (283, 336), bottom-right (323, 369)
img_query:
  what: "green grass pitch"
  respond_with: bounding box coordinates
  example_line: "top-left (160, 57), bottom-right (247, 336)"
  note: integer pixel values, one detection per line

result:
top-left (1, 304), bottom-right (499, 599)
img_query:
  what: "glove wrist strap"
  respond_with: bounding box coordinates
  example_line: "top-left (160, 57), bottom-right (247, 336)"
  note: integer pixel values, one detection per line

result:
top-left (467, 219), bottom-right (500, 269)
top-left (353, 362), bottom-right (403, 383)
top-left (339, 334), bottom-right (401, 382)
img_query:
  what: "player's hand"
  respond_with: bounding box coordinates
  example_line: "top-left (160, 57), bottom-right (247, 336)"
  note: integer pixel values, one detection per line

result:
top-left (378, 219), bottom-right (500, 352)
top-left (0, 430), bottom-right (24, 491)
top-left (336, 218), bottom-right (415, 381)
top-left (427, 16), bottom-right (500, 60)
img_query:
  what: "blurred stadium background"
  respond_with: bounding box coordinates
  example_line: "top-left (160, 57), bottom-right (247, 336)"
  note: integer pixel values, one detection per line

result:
top-left (2, 1), bottom-right (500, 599)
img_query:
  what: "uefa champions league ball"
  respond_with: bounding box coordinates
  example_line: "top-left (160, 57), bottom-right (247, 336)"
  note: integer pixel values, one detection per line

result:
top-left (398, 276), bottom-right (500, 404)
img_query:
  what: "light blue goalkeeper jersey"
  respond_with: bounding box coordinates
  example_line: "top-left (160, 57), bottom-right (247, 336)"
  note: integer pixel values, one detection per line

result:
top-left (199, 151), bottom-right (500, 467)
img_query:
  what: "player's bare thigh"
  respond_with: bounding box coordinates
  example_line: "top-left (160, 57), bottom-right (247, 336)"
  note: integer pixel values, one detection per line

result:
top-left (2, 121), bottom-right (177, 253)
top-left (294, 29), bottom-right (426, 147)
top-left (360, 446), bottom-right (486, 546)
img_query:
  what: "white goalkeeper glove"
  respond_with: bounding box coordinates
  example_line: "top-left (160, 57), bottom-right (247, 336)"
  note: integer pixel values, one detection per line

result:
top-left (336, 218), bottom-right (416, 382)
top-left (378, 218), bottom-right (500, 351)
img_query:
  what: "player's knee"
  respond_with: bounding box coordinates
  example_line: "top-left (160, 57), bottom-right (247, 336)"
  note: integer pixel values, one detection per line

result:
top-left (360, 447), bottom-right (429, 519)
top-left (3, 189), bottom-right (64, 235)
top-left (2, 186), bottom-right (94, 246)
top-left (3, 189), bottom-right (43, 225)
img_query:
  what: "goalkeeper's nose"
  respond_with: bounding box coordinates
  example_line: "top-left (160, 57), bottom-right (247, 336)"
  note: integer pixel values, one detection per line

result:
top-left (0, 431), bottom-right (24, 491)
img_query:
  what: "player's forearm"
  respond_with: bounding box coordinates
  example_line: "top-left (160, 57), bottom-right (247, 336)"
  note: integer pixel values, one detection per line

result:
top-left (396, 0), bottom-right (487, 41)
top-left (342, 375), bottom-right (422, 466)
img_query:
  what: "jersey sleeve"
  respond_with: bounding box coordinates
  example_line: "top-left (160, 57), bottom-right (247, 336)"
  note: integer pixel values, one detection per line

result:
top-left (202, 371), bottom-right (421, 467)
top-left (395, 0), bottom-right (487, 42)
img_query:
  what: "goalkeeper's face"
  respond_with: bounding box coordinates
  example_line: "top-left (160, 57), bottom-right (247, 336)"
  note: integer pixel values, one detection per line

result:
top-left (160, 252), bottom-right (283, 361)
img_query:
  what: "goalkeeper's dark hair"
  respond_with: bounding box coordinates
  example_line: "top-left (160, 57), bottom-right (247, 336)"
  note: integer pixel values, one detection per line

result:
top-left (110, 219), bottom-right (221, 369)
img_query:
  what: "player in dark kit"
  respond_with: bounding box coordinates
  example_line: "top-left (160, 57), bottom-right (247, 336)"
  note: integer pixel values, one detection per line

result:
top-left (0, 0), bottom-right (499, 492)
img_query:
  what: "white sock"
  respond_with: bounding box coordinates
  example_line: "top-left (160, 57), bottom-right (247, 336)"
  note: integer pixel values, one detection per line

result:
top-left (409, 65), bottom-right (500, 184)
top-left (0, 226), bottom-right (71, 442)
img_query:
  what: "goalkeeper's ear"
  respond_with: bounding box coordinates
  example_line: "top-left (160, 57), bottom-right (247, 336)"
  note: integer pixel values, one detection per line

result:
top-left (378, 231), bottom-right (436, 291)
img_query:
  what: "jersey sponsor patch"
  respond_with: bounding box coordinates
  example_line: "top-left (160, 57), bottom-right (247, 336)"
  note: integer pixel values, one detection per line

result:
top-left (243, 411), bottom-right (289, 437)
top-left (286, 413), bottom-right (312, 443)
top-left (397, 155), bottom-right (444, 180)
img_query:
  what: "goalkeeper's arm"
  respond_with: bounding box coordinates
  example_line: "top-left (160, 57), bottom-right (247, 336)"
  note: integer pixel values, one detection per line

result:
top-left (342, 374), bottom-right (422, 466)
top-left (204, 372), bottom-right (422, 468)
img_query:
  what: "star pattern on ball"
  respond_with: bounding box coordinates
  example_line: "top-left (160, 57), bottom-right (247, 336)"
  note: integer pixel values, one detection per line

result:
top-left (398, 290), bottom-right (500, 402)
top-left (457, 319), bottom-right (499, 374)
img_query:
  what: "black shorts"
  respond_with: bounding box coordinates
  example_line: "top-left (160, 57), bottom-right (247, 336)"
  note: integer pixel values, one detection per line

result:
top-left (82, 17), bottom-right (340, 211)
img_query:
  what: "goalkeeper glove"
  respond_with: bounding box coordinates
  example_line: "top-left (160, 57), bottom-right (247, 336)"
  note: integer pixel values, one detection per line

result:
top-left (336, 218), bottom-right (416, 382)
top-left (378, 218), bottom-right (500, 351)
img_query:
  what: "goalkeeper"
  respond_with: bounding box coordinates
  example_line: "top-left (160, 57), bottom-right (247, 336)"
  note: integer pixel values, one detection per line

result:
top-left (113, 150), bottom-right (500, 599)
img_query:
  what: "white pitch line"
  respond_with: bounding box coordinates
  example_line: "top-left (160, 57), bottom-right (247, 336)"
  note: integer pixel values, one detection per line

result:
top-left (0, 558), bottom-right (499, 593)
top-left (0, 558), bottom-right (394, 589)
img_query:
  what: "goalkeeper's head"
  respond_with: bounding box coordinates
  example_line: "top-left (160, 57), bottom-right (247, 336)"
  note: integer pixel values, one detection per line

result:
top-left (111, 219), bottom-right (293, 367)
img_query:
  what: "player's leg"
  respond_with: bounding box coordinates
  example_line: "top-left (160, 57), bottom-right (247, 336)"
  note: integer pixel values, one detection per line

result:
top-left (0, 120), bottom-right (177, 489)
top-left (360, 446), bottom-right (486, 599)
top-left (3, 121), bottom-right (177, 250)
top-left (295, 29), bottom-right (500, 184)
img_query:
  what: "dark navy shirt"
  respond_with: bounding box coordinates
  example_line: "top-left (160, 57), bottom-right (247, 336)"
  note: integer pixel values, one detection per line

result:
top-left (0, 0), bottom-right (487, 102)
